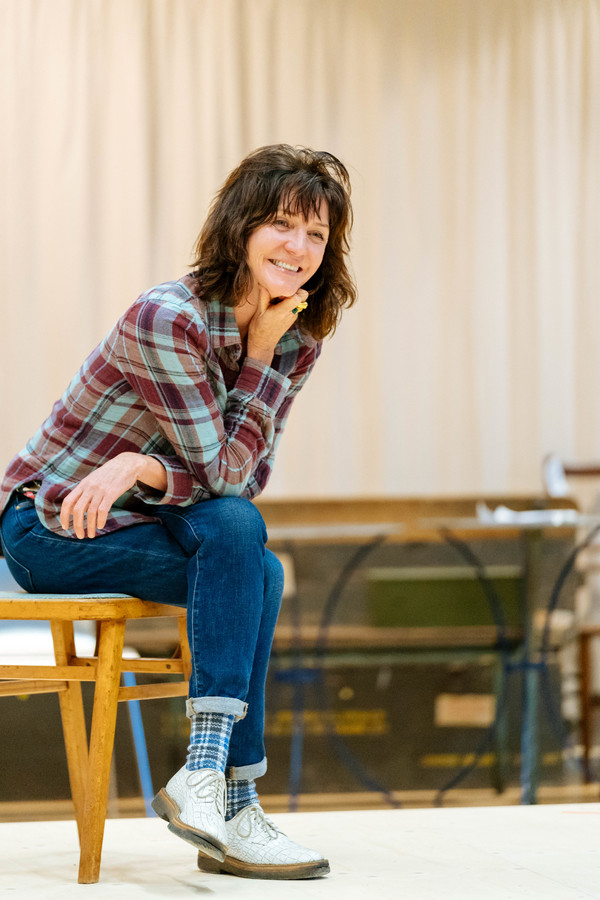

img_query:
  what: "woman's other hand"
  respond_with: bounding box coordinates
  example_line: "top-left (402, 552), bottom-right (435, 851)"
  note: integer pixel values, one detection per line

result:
top-left (246, 287), bottom-right (308, 366)
top-left (59, 452), bottom-right (167, 539)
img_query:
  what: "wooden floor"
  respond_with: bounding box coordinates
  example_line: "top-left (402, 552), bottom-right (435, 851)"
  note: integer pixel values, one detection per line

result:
top-left (2, 803), bottom-right (600, 898)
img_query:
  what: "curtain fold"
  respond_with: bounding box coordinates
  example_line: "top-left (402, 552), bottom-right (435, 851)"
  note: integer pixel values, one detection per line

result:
top-left (1, 0), bottom-right (599, 497)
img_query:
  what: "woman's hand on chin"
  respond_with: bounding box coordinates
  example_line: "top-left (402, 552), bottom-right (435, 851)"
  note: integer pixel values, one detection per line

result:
top-left (246, 285), bottom-right (309, 365)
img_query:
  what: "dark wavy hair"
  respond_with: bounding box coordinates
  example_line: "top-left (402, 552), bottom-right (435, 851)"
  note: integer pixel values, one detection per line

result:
top-left (190, 144), bottom-right (357, 340)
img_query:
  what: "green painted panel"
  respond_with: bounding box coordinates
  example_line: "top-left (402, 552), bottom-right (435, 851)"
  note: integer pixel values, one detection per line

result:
top-left (367, 566), bottom-right (524, 628)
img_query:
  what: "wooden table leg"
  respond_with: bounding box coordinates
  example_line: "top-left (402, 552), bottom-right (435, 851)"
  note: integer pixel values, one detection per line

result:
top-left (78, 619), bottom-right (125, 884)
top-left (177, 616), bottom-right (192, 681)
top-left (579, 630), bottom-right (592, 783)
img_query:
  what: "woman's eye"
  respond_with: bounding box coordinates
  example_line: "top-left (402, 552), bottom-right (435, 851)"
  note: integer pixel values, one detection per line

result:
top-left (310, 231), bottom-right (325, 241)
top-left (275, 218), bottom-right (289, 228)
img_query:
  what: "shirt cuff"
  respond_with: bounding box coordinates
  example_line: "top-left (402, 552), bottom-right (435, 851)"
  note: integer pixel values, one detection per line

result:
top-left (134, 454), bottom-right (195, 505)
top-left (235, 358), bottom-right (291, 413)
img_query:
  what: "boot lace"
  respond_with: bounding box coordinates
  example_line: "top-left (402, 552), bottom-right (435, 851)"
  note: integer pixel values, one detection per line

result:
top-left (235, 804), bottom-right (281, 843)
top-left (185, 769), bottom-right (226, 816)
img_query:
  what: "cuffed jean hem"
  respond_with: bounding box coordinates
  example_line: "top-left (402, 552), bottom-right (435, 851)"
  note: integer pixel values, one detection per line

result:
top-left (226, 757), bottom-right (267, 781)
top-left (186, 696), bottom-right (248, 721)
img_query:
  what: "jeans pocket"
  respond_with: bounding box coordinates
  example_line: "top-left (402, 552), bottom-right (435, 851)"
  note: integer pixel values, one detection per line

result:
top-left (1, 545), bottom-right (36, 593)
top-left (0, 497), bottom-right (39, 592)
top-left (12, 499), bottom-right (39, 530)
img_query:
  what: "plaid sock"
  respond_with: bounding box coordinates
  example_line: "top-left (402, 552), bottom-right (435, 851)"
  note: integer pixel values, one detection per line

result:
top-left (186, 711), bottom-right (235, 774)
top-left (225, 778), bottom-right (259, 820)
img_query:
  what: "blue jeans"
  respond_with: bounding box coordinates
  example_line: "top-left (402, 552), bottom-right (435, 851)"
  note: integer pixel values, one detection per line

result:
top-left (0, 493), bottom-right (284, 781)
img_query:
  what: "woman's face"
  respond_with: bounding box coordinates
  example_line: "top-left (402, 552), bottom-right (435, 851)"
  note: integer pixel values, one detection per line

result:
top-left (246, 198), bottom-right (329, 300)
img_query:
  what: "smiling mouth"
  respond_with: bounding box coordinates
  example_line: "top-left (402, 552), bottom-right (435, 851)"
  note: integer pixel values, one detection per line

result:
top-left (270, 259), bottom-right (301, 273)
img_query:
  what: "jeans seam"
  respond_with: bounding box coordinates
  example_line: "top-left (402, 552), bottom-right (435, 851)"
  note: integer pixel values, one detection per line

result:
top-left (189, 550), bottom-right (201, 695)
top-left (17, 525), bottom-right (184, 561)
top-left (161, 510), bottom-right (207, 696)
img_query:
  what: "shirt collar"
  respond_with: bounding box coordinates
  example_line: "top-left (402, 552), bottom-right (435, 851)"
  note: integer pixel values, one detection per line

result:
top-left (206, 298), bottom-right (242, 348)
top-left (180, 274), bottom-right (317, 354)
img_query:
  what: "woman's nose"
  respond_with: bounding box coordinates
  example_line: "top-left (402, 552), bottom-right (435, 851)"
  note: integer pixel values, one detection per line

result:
top-left (284, 228), bottom-right (306, 254)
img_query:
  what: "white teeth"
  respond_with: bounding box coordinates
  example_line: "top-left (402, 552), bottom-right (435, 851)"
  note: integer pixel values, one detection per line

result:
top-left (271, 260), bottom-right (300, 272)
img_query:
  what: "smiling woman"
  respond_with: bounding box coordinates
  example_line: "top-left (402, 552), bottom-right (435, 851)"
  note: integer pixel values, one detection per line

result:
top-left (191, 145), bottom-right (356, 341)
top-left (0, 144), bottom-right (355, 881)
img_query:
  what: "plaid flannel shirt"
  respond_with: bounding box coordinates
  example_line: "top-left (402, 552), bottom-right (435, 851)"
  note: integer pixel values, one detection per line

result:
top-left (0, 275), bottom-right (321, 534)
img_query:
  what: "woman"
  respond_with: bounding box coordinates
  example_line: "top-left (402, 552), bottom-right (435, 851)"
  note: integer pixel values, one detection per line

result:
top-left (0, 144), bottom-right (356, 880)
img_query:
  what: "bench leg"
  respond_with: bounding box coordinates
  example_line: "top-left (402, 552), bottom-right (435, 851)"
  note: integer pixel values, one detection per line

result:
top-left (177, 616), bottom-right (192, 681)
top-left (579, 631), bottom-right (593, 783)
top-left (78, 619), bottom-right (126, 884)
top-left (50, 621), bottom-right (89, 843)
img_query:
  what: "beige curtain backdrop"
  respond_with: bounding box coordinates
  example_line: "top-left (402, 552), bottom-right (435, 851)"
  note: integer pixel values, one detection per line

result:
top-left (1, 0), bottom-right (599, 498)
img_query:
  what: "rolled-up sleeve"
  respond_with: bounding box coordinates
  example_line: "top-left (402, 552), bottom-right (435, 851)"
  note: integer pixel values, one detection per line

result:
top-left (133, 453), bottom-right (196, 505)
top-left (242, 341), bottom-right (322, 496)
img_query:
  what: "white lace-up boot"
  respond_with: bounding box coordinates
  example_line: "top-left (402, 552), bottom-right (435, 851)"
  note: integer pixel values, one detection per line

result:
top-left (152, 766), bottom-right (228, 861)
top-left (196, 803), bottom-right (330, 879)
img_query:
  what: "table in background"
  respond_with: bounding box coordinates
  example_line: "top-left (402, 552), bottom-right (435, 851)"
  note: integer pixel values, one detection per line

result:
top-left (418, 511), bottom-right (600, 804)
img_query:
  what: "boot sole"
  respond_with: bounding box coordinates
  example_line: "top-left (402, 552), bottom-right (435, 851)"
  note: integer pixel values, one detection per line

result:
top-left (197, 851), bottom-right (330, 880)
top-left (151, 788), bottom-right (227, 862)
